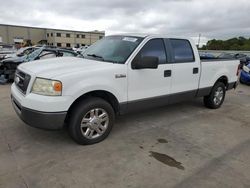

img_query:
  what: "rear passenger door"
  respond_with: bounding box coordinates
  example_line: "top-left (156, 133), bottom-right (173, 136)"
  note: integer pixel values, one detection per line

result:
top-left (168, 39), bottom-right (200, 100)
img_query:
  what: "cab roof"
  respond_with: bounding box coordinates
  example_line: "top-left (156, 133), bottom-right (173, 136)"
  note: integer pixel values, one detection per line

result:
top-left (108, 33), bottom-right (190, 40)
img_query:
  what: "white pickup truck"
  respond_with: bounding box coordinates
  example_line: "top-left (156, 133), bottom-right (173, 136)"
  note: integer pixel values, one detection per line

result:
top-left (11, 34), bottom-right (239, 145)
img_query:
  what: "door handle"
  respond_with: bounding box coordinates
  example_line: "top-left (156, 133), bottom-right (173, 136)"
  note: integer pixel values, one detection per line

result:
top-left (193, 67), bottom-right (199, 74)
top-left (164, 70), bottom-right (171, 77)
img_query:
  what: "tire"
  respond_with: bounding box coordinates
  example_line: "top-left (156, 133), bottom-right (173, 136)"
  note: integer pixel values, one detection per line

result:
top-left (203, 82), bottom-right (226, 109)
top-left (239, 76), bottom-right (244, 84)
top-left (68, 97), bottom-right (115, 145)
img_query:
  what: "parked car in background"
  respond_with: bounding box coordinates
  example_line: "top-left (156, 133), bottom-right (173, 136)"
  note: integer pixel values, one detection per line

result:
top-left (217, 52), bottom-right (250, 69)
top-left (199, 52), bottom-right (215, 60)
top-left (240, 64), bottom-right (250, 85)
top-left (217, 52), bottom-right (247, 61)
top-left (0, 43), bottom-right (14, 49)
top-left (74, 45), bottom-right (89, 54)
top-left (239, 55), bottom-right (250, 69)
top-left (0, 50), bottom-right (15, 61)
top-left (3, 46), bottom-right (39, 60)
top-left (0, 47), bottom-right (79, 82)
top-left (0, 43), bottom-right (16, 60)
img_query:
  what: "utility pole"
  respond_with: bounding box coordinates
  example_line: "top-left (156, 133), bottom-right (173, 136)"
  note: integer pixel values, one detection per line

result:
top-left (89, 33), bottom-right (91, 45)
top-left (198, 33), bottom-right (201, 48)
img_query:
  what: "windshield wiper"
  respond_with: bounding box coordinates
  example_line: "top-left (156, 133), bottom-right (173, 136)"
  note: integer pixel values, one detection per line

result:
top-left (87, 54), bottom-right (104, 60)
top-left (86, 54), bottom-right (118, 63)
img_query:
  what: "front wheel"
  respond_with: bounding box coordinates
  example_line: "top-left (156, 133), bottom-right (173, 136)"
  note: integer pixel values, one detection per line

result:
top-left (204, 82), bottom-right (226, 109)
top-left (68, 97), bottom-right (115, 145)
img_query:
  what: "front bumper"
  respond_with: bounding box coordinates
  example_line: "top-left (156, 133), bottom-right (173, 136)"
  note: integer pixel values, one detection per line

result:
top-left (11, 95), bottom-right (67, 130)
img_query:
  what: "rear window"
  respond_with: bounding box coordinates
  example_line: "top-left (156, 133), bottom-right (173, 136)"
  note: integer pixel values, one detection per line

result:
top-left (170, 39), bottom-right (195, 63)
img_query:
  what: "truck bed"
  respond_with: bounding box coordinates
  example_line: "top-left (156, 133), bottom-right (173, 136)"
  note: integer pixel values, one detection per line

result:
top-left (199, 58), bottom-right (239, 89)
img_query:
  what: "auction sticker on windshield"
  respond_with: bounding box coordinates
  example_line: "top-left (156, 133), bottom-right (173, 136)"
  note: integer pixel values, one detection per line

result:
top-left (122, 37), bottom-right (138, 42)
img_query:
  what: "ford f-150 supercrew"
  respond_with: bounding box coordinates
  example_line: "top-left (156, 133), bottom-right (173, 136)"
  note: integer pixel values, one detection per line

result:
top-left (11, 34), bottom-right (239, 145)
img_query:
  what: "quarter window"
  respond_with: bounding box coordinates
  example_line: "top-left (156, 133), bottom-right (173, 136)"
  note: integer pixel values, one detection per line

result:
top-left (138, 39), bottom-right (167, 64)
top-left (170, 39), bottom-right (195, 63)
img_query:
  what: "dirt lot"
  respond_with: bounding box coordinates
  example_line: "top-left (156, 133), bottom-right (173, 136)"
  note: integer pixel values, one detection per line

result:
top-left (0, 83), bottom-right (250, 188)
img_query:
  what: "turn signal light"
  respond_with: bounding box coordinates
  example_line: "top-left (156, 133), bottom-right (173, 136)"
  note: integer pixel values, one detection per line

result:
top-left (236, 64), bottom-right (240, 76)
top-left (53, 82), bottom-right (62, 92)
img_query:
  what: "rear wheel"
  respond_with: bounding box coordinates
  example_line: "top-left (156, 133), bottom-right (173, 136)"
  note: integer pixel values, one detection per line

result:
top-left (204, 82), bottom-right (226, 109)
top-left (68, 97), bottom-right (115, 145)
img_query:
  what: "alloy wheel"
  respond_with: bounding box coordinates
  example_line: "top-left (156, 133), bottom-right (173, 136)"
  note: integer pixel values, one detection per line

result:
top-left (80, 108), bottom-right (109, 139)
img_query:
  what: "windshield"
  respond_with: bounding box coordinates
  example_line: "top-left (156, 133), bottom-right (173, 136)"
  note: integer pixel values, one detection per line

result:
top-left (25, 47), bottom-right (44, 61)
top-left (82, 36), bottom-right (143, 64)
top-left (16, 47), bottom-right (37, 56)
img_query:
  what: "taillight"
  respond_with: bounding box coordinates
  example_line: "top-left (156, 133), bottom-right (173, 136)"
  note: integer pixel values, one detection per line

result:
top-left (236, 64), bottom-right (240, 76)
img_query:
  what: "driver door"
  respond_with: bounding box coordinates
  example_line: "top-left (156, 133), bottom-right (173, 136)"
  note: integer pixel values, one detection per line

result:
top-left (127, 38), bottom-right (173, 111)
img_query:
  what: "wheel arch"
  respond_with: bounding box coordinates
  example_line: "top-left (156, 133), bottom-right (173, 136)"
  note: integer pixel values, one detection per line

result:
top-left (65, 90), bottom-right (120, 124)
top-left (215, 75), bottom-right (229, 88)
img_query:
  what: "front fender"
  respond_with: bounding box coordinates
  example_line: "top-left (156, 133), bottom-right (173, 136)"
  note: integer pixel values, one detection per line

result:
top-left (63, 76), bottom-right (127, 106)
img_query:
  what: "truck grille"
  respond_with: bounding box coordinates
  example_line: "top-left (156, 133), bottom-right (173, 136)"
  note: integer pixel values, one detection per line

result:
top-left (15, 69), bottom-right (31, 94)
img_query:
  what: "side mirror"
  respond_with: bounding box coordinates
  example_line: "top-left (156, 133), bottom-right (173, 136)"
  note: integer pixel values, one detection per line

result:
top-left (132, 56), bottom-right (159, 69)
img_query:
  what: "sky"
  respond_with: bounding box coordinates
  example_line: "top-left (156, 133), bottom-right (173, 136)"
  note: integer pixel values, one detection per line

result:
top-left (0, 0), bottom-right (250, 45)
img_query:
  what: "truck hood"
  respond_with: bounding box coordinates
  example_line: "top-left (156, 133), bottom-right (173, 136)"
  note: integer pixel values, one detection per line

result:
top-left (18, 57), bottom-right (117, 78)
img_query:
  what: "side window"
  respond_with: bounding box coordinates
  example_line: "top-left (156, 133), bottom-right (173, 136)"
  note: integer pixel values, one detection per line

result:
top-left (139, 39), bottom-right (167, 64)
top-left (39, 51), bottom-right (57, 59)
top-left (23, 49), bottom-right (32, 55)
top-left (170, 39), bottom-right (195, 63)
top-left (62, 52), bottom-right (76, 57)
top-left (39, 51), bottom-right (49, 57)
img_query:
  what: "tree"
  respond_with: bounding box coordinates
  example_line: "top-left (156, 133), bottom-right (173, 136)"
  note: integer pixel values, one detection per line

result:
top-left (203, 37), bottom-right (250, 50)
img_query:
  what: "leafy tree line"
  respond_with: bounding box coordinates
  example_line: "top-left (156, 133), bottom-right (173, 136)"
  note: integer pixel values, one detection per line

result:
top-left (200, 37), bottom-right (250, 50)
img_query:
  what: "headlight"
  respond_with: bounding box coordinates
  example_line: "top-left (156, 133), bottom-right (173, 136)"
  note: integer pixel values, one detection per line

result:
top-left (32, 78), bottom-right (62, 96)
top-left (243, 65), bottom-right (250, 73)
